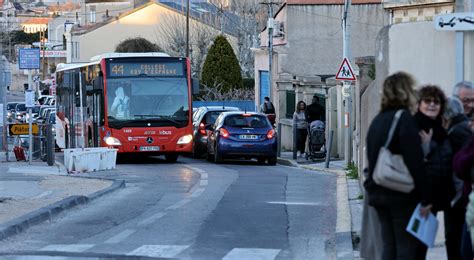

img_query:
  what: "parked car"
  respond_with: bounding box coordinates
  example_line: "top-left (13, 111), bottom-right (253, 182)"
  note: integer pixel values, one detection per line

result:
top-left (25, 105), bottom-right (41, 123)
top-left (206, 112), bottom-right (277, 165)
top-left (14, 103), bottom-right (27, 122)
top-left (39, 106), bottom-right (55, 121)
top-left (6, 102), bottom-right (19, 121)
top-left (38, 95), bottom-right (53, 105)
top-left (192, 106), bottom-right (240, 157)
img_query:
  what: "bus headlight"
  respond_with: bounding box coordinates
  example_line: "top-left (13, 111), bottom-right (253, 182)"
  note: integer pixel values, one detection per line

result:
top-left (177, 134), bottom-right (193, 145)
top-left (104, 136), bottom-right (122, 146)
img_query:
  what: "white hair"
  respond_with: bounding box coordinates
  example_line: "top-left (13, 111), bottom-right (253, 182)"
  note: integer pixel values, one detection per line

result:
top-left (453, 81), bottom-right (474, 96)
top-left (444, 96), bottom-right (464, 120)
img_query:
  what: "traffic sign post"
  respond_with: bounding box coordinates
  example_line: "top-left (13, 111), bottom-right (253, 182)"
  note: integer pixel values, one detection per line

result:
top-left (19, 48), bottom-right (40, 164)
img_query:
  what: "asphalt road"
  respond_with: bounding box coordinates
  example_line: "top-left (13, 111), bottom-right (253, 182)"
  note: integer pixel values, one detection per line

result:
top-left (0, 156), bottom-right (337, 259)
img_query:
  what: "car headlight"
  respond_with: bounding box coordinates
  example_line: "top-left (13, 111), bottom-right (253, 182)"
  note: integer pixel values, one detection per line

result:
top-left (177, 134), bottom-right (193, 145)
top-left (104, 136), bottom-right (122, 146)
top-left (7, 112), bottom-right (11, 117)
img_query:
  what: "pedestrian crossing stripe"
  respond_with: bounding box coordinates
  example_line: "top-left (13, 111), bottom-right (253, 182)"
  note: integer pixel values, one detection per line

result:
top-left (223, 248), bottom-right (281, 260)
top-left (40, 244), bottom-right (95, 252)
top-left (335, 57), bottom-right (356, 81)
top-left (126, 245), bottom-right (189, 258)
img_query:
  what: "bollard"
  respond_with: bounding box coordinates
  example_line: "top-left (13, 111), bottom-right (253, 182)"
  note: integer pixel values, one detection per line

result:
top-left (325, 130), bottom-right (334, 168)
top-left (277, 122), bottom-right (282, 158)
top-left (292, 121), bottom-right (297, 160)
top-left (46, 124), bottom-right (54, 166)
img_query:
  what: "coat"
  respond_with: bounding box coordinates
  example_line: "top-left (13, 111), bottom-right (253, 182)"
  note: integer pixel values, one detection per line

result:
top-left (364, 109), bottom-right (431, 207)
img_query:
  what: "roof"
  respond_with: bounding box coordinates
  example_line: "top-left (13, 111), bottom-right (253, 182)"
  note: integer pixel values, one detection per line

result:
top-left (72, 2), bottom-right (238, 37)
top-left (287, 0), bottom-right (381, 4)
top-left (90, 52), bottom-right (170, 61)
top-left (22, 18), bottom-right (51, 25)
top-left (199, 106), bottom-right (241, 111)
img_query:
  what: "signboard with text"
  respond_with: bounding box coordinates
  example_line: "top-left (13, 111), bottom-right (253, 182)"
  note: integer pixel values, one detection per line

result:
top-left (108, 62), bottom-right (185, 77)
top-left (19, 48), bottom-right (40, 70)
top-left (9, 123), bottom-right (39, 135)
top-left (435, 12), bottom-right (474, 31)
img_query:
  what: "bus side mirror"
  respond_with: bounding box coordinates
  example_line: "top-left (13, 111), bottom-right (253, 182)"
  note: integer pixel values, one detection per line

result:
top-left (191, 78), bottom-right (200, 95)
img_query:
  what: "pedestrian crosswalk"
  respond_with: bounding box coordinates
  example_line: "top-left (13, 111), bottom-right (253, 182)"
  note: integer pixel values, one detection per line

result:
top-left (38, 244), bottom-right (283, 259)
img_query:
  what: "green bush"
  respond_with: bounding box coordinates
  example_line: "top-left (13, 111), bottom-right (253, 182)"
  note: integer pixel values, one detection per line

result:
top-left (115, 37), bottom-right (162, 52)
top-left (201, 35), bottom-right (243, 92)
top-left (243, 78), bottom-right (255, 89)
top-left (346, 162), bottom-right (359, 179)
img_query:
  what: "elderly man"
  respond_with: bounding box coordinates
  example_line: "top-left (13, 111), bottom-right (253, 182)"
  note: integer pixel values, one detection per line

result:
top-left (454, 81), bottom-right (474, 129)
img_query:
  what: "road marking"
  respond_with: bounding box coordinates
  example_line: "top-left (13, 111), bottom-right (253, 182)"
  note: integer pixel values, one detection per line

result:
top-left (222, 248), bottom-right (281, 260)
top-left (166, 199), bottom-right (191, 210)
top-left (127, 245), bottom-right (189, 258)
top-left (201, 173), bottom-right (208, 179)
top-left (200, 179), bottom-right (208, 186)
top-left (40, 244), bottom-right (95, 253)
top-left (138, 212), bottom-right (167, 226)
top-left (32, 191), bottom-right (53, 199)
top-left (104, 229), bottom-right (135, 244)
top-left (191, 188), bottom-right (205, 198)
top-left (266, 201), bottom-right (321, 206)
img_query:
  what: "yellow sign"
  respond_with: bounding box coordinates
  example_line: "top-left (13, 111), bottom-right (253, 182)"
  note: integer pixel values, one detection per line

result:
top-left (9, 124), bottom-right (39, 135)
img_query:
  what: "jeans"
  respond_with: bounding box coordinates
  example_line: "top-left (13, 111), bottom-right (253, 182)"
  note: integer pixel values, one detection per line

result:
top-left (375, 204), bottom-right (426, 260)
top-left (461, 222), bottom-right (473, 260)
top-left (444, 202), bottom-right (466, 259)
top-left (296, 129), bottom-right (307, 154)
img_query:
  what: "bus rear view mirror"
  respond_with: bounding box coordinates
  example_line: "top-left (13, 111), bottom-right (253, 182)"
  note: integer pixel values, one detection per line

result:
top-left (191, 78), bottom-right (200, 95)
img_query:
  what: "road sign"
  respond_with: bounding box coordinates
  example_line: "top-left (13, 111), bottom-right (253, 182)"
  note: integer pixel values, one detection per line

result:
top-left (435, 12), bottom-right (474, 31)
top-left (25, 90), bottom-right (35, 108)
top-left (18, 48), bottom-right (40, 70)
top-left (336, 57), bottom-right (356, 81)
top-left (9, 123), bottom-right (39, 135)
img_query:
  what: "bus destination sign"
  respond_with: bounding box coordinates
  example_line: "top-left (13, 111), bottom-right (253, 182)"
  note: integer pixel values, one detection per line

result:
top-left (109, 62), bottom-right (184, 77)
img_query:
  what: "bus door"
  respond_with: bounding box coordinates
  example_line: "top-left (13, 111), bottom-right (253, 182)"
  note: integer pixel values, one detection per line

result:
top-left (90, 78), bottom-right (103, 147)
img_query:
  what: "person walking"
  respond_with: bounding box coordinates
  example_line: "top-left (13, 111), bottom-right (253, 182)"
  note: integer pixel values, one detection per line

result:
top-left (305, 94), bottom-right (325, 123)
top-left (453, 81), bottom-right (474, 129)
top-left (364, 72), bottom-right (432, 260)
top-left (260, 96), bottom-right (276, 125)
top-left (293, 101), bottom-right (308, 158)
top-left (444, 96), bottom-right (473, 260)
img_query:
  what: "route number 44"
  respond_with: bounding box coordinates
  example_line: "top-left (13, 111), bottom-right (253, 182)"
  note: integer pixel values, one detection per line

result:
top-left (112, 65), bottom-right (124, 75)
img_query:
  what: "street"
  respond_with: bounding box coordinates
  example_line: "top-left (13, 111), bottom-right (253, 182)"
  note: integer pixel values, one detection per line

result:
top-left (0, 157), bottom-right (337, 259)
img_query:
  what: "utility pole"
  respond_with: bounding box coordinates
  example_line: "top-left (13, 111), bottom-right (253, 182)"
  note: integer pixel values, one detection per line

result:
top-left (260, 1), bottom-right (278, 105)
top-left (185, 0), bottom-right (190, 58)
top-left (342, 0), bottom-right (352, 165)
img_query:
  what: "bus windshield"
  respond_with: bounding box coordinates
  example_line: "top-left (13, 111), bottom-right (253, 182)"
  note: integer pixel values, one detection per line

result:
top-left (106, 77), bottom-right (189, 128)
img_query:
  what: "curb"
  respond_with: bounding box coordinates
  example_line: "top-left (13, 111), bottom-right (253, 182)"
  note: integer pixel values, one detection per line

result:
top-left (0, 179), bottom-right (125, 241)
top-left (277, 157), bottom-right (354, 260)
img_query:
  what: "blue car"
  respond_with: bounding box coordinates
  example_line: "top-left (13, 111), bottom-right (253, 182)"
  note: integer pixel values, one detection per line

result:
top-left (206, 112), bottom-right (278, 165)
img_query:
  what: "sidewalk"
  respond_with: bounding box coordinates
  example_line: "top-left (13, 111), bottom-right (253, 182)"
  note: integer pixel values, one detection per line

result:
top-left (0, 153), bottom-right (124, 240)
top-left (277, 152), bottom-right (448, 260)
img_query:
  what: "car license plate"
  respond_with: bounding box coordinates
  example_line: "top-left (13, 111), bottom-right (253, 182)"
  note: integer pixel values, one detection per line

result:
top-left (239, 134), bottom-right (258, 140)
top-left (140, 146), bottom-right (160, 151)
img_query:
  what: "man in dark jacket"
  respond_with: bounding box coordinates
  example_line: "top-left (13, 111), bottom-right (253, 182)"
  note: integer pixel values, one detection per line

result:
top-left (305, 95), bottom-right (325, 123)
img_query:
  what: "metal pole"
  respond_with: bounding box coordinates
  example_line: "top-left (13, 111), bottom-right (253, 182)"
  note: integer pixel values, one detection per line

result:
top-left (28, 71), bottom-right (32, 164)
top-left (292, 121), bottom-right (297, 160)
top-left (185, 0), bottom-right (190, 58)
top-left (1, 47), bottom-right (7, 161)
top-left (277, 122), bottom-right (281, 157)
top-left (46, 123), bottom-right (54, 166)
top-left (268, 4), bottom-right (273, 102)
top-left (343, 0), bottom-right (352, 165)
top-left (325, 130), bottom-right (334, 168)
top-left (79, 72), bottom-right (85, 148)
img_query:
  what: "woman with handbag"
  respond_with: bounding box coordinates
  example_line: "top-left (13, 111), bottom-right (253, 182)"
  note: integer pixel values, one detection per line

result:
top-left (364, 72), bottom-right (433, 260)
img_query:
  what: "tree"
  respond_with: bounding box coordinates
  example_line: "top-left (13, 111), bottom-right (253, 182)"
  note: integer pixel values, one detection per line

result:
top-left (201, 35), bottom-right (243, 93)
top-left (115, 37), bottom-right (162, 52)
top-left (155, 13), bottom-right (216, 77)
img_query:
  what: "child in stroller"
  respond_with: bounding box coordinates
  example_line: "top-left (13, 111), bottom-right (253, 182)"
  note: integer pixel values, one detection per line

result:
top-left (306, 120), bottom-right (326, 160)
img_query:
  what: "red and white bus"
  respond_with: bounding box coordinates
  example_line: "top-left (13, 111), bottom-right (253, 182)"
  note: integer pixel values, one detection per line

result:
top-left (55, 53), bottom-right (197, 162)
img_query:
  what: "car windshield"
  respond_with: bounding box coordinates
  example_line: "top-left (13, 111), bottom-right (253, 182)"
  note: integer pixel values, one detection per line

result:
top-left (7, 103), bottom-right (17, 110)
top-left (106, 77), bottom-right (189, 127)
top-left (204, 111), bottom-right (224, 125)
top-left (224, 115), bottom-right (269, 128)
top-left (16, 104), bottom-right (26, 111)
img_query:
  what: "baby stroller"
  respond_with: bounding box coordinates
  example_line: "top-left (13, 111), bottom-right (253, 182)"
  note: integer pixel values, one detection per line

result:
top-left (306, 120), bottom-right (326, 161)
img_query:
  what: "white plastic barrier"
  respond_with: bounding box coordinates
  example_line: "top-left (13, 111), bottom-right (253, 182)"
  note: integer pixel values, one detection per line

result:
top-left (64, 148), bottom-right (118, 173)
